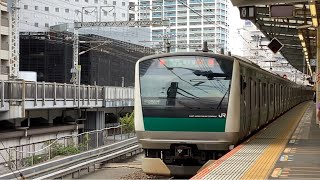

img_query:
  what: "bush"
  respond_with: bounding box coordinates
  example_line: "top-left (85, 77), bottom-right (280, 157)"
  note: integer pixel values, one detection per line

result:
top-left (51, 143), bottom-right (80, 157)
top-left (24, 154), bottom-right (47, 166)
top-left (119, 112), bottom-right (134, 135)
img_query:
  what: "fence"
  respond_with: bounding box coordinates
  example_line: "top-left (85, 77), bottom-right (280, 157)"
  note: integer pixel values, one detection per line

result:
top-left (0, 80), bottom-right (134, 108)
top-left (0, 124), bottom-right (135, 173)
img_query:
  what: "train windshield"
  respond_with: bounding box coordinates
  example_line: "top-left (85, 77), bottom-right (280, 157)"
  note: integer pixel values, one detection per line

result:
top-left (139, 56), bottom-right (233, 109)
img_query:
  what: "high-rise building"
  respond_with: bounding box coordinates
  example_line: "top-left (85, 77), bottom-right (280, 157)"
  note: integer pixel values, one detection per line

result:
top-left (137, 0), bottom-right (229, 52)
top-left (0, 0), bottom-right (10, 80)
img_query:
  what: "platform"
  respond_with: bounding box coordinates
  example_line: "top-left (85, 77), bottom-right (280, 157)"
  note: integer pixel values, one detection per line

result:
top-left (192, 101), bottom-right (320, 180)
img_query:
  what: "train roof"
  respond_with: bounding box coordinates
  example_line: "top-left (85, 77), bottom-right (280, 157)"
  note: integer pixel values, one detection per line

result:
top-left (137, 52), bottom-right (309, 87)
top-left (137, 52), bottom-right (235, 63)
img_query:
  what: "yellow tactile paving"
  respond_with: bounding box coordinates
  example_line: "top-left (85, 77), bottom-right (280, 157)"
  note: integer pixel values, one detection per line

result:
top-left (240, 102), bottom-right (309, 180)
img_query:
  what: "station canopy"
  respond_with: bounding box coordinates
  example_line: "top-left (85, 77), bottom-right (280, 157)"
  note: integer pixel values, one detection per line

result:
top-left (231, 0), bottom-right (317, 73)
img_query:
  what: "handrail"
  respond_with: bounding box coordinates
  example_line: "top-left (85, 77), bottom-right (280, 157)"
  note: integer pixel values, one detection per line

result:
top-left (0, 81), bottom-right (134, 105)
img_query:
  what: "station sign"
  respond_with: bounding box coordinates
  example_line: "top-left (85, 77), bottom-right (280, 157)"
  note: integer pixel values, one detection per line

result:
top-left (270, 5), bottom-right (294, 18)
top-left (310, 59), bottom-right (316, 67)
top-left (239, 6), bottom-right (256, 20)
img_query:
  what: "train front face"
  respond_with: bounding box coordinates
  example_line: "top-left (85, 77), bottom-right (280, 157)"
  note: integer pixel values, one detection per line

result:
top-left (135, 54), bottom-right (239, 175)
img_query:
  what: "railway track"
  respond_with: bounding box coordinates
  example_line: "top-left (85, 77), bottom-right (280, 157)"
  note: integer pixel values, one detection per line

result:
top-left (0, 137), bottom-right (140, 180)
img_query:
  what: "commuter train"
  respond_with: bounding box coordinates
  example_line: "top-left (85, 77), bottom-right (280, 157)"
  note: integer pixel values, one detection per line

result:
top-left (134, 51), bottom-right (312, 176)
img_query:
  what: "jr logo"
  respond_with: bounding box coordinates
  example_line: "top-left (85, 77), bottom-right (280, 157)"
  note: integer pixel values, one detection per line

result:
top-left (219, 113), bottom-right (226, 118)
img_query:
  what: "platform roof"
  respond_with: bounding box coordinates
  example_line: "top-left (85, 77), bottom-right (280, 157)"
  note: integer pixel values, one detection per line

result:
top-left (230, 0), bottom-right (316, 73)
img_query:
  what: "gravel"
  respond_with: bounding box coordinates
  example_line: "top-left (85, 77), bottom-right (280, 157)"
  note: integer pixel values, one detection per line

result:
top-left (120, 170), bottom-right (171, 179)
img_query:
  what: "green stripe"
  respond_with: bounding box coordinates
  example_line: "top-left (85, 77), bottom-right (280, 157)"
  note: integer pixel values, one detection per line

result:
top-left (144, 117), bottom-right (226, 132)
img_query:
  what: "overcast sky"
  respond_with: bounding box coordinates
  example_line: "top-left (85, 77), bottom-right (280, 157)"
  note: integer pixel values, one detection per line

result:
top-left (228, 3), bottom-right (245, 56)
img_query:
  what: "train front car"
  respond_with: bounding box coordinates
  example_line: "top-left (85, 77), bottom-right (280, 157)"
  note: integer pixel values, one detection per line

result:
top-left (135, 53), bottom-right (241, 176)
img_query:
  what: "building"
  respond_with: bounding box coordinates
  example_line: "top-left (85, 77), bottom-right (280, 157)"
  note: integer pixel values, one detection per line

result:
top-left (0, 0), bottom-right (10, 80)
top-left (19, 0), bottom-right (135, 32)
top-left (137, 0), bottom-right (229, 52)
top-left (20, 31), bottom-right (154, 86)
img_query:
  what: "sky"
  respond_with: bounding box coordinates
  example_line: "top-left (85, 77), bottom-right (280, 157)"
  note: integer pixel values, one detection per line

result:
top-left (228, 2), bottom-right (245, 56)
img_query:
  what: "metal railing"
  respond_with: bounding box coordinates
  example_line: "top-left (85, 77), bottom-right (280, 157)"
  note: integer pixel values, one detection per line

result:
top-left (0, 125), bottom-right (135, 173)
top-left (0, 81), bottom-right (134, 108)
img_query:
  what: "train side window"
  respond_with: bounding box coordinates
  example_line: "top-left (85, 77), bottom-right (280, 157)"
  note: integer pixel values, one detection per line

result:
top-left (256, 81), bottom-right (259, 108)
top-left (270, 84), bottom-right (274, 103)
top-left (263, 83), bottom-right (267, 106)
top-left (240, 76), bottom-right (246, 94)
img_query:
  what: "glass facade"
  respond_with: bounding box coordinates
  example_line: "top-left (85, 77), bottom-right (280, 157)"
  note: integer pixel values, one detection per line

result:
top-left (137, 0), bottom-right (229, 53)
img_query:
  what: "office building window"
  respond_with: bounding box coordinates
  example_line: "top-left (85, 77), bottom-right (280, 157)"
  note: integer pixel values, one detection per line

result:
top-left (45, 23), bottom-right (49, 27)
top-left (113, 12), bottom-right (116, 17)
top-left (55, 8), bottom-right (59, 12)
top-left (45, 7), bottom-right (49, 11)
top-left (122, 2), bottom-right (125, 6)
top-left (95, 0), bottom-right (98, 3)
top-left (104, 0), bottom-right (107, 4)
top-left (85, 0), bottom-right (88, 2)
top-left (122, 13), bottom-right (125, 17)
top-left (113, 1), bottom-right (116, 5)
top-left (75, 0), bottom-right (79, 1)
top-left (104, 11), bottom-right (107, 16)
top-left (34, 6), bottom-right (38, 10)
top-left (35, 22), bottom-right (39, 27)
top-left (65, 9), bottom-right (70, 13)
top-left (24, 5), bottom-right (28, 9)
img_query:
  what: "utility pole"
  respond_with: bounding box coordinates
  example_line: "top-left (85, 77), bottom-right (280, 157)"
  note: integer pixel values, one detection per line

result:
top-left (9, 0), bottom-right (20, 79)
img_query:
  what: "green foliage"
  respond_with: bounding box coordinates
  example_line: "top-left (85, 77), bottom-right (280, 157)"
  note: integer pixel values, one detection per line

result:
top-left (24, 154), bottom-right (47, 166)
top-left (78, 133), bottom-right (90, 151)
top-left (51, 143), bottom-right (80, 157)
top-left (119, 112), bottom-right (134, 134)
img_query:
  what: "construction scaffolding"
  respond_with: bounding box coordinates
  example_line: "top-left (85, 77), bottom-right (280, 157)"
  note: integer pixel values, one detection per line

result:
top-left (20, 31), bottom-right (154, 86)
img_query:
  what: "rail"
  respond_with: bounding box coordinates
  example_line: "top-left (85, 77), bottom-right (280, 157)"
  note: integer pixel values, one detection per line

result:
top-left (0, 138), bottom-right (140, 180)
top-left (0, 125), bottom-right (135, 173)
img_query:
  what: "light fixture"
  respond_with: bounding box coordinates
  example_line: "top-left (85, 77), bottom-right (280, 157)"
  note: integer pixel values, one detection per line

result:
top-left (310, 1), bottom-right (319, 27)
top-left (310, 1), bottom-right (317, 16)
top-left (312, 17), bottom-right (319, 27)
top-left (298, 32), bottom-right (304, 41)
top-left (303, 47), bottom-right (307, 52)
top-left (301, 41), bottom-right (306, 47)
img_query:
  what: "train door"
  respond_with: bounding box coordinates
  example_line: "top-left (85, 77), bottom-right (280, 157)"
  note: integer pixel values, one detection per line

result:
top-left (259, 81), bottom-right (264, 127)
top-left (274, 84), bottom-right (277, 117)
top-left (240, 75), bottom-right (248, 137)
top-left (270, 84), bottom-right (275, 120)
top-left (280, 85), bottom-right (283, 114)
top-left (276, 84), bottom-right (279, 116)
top-left (257, 80), bottom-right (261, 128)
top-left (264, 83), bottom-right (269, 123)
top-left (246, 77), bottom-right (252, 134)
top-left (250, 79), bottom-right (257, 132)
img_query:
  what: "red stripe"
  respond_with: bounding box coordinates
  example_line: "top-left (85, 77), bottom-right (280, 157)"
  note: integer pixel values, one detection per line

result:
top-left (191, 144), bottom-right (244, 179)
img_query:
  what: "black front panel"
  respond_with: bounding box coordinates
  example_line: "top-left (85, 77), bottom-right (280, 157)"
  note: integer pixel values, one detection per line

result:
top-left (139, 55), bottom-right (233, 117)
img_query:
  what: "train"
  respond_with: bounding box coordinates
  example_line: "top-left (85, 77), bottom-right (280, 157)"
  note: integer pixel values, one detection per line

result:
top-left (134, 51), bottom-right (313, 176)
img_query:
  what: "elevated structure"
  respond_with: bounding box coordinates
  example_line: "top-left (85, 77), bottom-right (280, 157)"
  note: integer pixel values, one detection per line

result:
top-left (0, 81), bottom-right (134, 121)
top-left (231, 0), bottom-right (315, 75)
